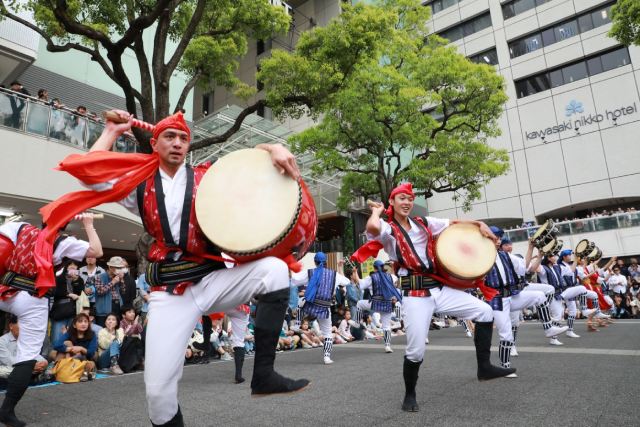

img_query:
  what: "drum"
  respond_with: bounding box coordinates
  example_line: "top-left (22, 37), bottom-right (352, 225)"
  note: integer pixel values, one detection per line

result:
top-left (529, 219), bottom-right (557, 248)
top-left (575, 239), bottom-right (595, 258)
top-left (195, 149), bottom-right (317, 266)
top-left (433, 223), bottom-right (497, 289)
top-left (549, 239), bottom-right (564, 257)
top-left (0, 234), bottom-right (14, 277)
top-left (587, 247), bottom-right (602, 261)
top-left (540, 237), bottom-right (559, 255)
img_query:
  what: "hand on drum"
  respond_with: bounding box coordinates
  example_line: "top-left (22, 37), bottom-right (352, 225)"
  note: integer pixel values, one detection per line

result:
top-left (256, 143), bottom-right (300, 181)
top-left (478, 222), bottom-right (498, 243)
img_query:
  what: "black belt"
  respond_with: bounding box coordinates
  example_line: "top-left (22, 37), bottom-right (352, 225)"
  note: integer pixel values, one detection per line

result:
top-left (494, 283), bottom-right (524, 298)
top-left (146, 259), bottom-right (222, 293)
top-left (0, 271), bottom-right (50, 297)
top-left (399, 275), bottom-right (441, 292)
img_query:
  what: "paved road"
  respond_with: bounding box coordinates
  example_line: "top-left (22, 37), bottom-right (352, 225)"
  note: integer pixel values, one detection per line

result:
top-left (12, 319), bottom-right (640, 426)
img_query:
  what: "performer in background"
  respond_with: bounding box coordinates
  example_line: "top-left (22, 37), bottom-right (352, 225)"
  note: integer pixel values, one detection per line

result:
top-left (43, 110), bottom-right (309, 427)
top-left (291, 252), bottom-right (350, 365)
top-left (362, 183), bottom-right (515, 413)
top-left (0, 214), bottom-right (102, 427)
top-left (352, 260), bottom-right (401, 353)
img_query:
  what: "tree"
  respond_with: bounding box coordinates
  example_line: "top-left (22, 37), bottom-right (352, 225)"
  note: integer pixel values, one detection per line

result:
top-left (1, 1), bottom-right (395, 153)
top-left (288, 0), bottom-right (510, 211)
top-left (609, 0), bottom-right (640, 46)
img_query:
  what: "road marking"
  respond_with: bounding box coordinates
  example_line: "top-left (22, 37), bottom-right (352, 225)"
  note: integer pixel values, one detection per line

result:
top-left (343, 343), bottom-right (640, 356)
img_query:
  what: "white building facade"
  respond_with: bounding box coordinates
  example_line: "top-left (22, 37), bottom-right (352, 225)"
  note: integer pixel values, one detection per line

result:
top-left (424, 0), bottom-right (640, 256)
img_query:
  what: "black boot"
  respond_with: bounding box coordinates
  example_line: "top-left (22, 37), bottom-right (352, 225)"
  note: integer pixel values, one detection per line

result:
top-left (199, 315), bottom-right (212, 364)
top-left (401, 356), bottom-right (422, 412)
top-left (250, 288), bottom-right (310, 396)
top-left (0, 359), bottom-right (36, 427)
top-left (474, 322), bottom-right (516, 381)
top-left (151, 406), bottom-right (183, 427)
top-left (233, 347), bottom-right (245, 384)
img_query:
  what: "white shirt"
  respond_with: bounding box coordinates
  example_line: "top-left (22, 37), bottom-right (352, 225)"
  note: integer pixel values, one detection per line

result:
top-left (607, 273), bottom-right (628, 294)
top-left (366, 217), bottom-right (449, 277)
top-left (494, 252), bottom-right (526, 283)
top-left (559, 262), bottom-right (575, 284)
top-left (0, 222), bottom-right (89, 265)
top-left (536, 265), bottom-right (561, 286)
top-left (291, 269), bottom-right (350, 290)
top-left (85, 163), bottom-right (188, 246)
top-left (358, 274), bottom-right (398, 291)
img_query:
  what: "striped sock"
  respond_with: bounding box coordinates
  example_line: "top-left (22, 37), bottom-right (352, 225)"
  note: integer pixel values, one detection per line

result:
top-left (355, 307), bottom-right (363, 324)
top-left (511, 325), bottom-right (518, 344)
top-left (383, 329), bottom-right (391, 347)
top-left (499, 340), bottom-right (513, 368)
top-left (462, 321), bottom-right (471, 334)
top-left (568, 315), bottom-right (575, 331)
top-left (537, 302), bottom-right (553, 330)
top-left (323, 338), bottom-right (333, 358)
top-left (579, 294), bottom-right (588, 311)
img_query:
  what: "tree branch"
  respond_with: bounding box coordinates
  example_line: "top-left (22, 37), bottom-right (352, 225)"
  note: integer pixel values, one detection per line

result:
top-left (164, 0), bottom-right (207, 78)
top-left (176, 71), bottom-right (201, 111)
top-left (52, 0), bottom-right (113, 48)
top-left (115, 0), bottom-right (175, 51)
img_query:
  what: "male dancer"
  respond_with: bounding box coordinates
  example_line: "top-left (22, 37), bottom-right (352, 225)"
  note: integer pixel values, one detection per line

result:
top-left (291, 252), bottom-right (350, 364)
top-left (363, 183), bottom-right (514, 413)
top-left (52, 110), bottom-right (309, 426)
top-left (352, 259), bottom-right (402, 353)
top-left (557, 249), bottom-right (596, 338)
top-left (0, 214), bottom-right (102, 427)
top-left (484, 227), bottom-right (567, 376)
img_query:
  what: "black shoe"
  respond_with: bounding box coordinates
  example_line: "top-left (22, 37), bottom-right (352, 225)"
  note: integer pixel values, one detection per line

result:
top-left (251, 371), bottom-right (310, 396)
top-left (474, 321), bottom-right (517, 381)
top-left (151, 407), bottom-right (183, 427)
top-left (0, 360), bottom-right (36, 427)
top-left (0, 409), bottom-right (26, 427)
top-left (233, 347), bottom-right (245, 384)
top-left (401, 356), bottom-right (421, 412)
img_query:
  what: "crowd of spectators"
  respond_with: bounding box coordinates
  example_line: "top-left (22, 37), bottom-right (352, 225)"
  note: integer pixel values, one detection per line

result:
top-left (505, 207), bottom-right (639, 231)
top-left (0, 82), bottom-right (135, 151)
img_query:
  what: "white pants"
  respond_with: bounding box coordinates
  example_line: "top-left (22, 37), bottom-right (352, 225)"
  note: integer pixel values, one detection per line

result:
top-left (562, 286), bottom-right (588, 316)
top-left (227, 307), bottom-right (249, 348)
top-left (403, 287), bottom-right (493, 362)
top-left (0, 291), bottom-right (48, 363)
top-left (356, 300), bottom-right (392, 329)
top-left (317, 316), bottom-right (332, 338)
top-left (145, 257), bottom-right (288, 425)
top-left (523, 282), bottom-right (555, 296)
top-left (550, 298), bottom-right (564, 323)
top-left (494, 291), bottom-right (545, 341)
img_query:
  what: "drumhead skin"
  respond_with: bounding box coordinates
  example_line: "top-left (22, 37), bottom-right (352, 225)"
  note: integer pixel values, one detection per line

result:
top-left (195, 149), bottom-right (300, 254)
top-left (541, 238), bottom-right (557, 254)
top-left (530, 219), bottom-right (554, 244)
top-left (436, 223), bottom-right (497, 279)
top-left (575, 239), bottom-right (590, 255)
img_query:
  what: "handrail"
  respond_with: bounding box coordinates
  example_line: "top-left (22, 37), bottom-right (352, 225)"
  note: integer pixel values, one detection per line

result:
top-left (0, 87), bottom-right (137, 152)
top-left (505, 211), bottom-right (640, 243)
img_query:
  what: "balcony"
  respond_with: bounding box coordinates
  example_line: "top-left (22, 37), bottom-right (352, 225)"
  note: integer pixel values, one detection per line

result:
top-left (507, 212), bottom-right (640, 257)
top-left (0, 88), bottom-right (137, 152)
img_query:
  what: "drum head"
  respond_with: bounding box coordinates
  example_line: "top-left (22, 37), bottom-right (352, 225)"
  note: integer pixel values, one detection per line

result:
top-left (587, 247), bottom-right (599, 260)
top-left (551, 239), bottom-right (563, 256)
top-left (195, 149), bottom-right (301, 254)
top-left (530, 220), bottom-right (551, 242)
top-left (575, 239), bottom-right (590, 255)
top-left (436, 223), bottom-right (497, 279)
top-left (541, 238), bottom-right (557, 254)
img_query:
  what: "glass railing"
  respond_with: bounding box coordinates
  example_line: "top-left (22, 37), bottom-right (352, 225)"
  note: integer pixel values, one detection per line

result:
top-left (505, 212), bottom-right (640, 243)
top-left (0, 88), bottom-right (137, 152)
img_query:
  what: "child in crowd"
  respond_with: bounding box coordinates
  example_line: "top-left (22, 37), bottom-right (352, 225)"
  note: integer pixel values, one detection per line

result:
top-left (298, 319), bottom-right (322, 348)
top-left (336, 310), bottom-right (356, 342)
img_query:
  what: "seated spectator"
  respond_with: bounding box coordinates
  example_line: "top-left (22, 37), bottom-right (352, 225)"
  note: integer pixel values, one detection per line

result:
top-left (297, 318), bottom-right (322, 348)
top-left (277, 321), bottom-right (300, 351)
top-left (53, 313), bottom-right (97, 381)
top-left (611, 294), bottom-right (629, 319)
top-left (628, 279), bottom-right (640, 319)
top-left (117, 306), bottom-right (144, 372)
top-left (363, 314), bottom-right (383, 340)
top-left (120, 306), bottom-right (143, 339)
top-left (50, 260), bottom-right (85, 346)
top-left (80, 306), bottom-right (102, 335)
top-left (97, 313), bottom-right (124, 374)
top-left (0, 316), bottom-right (49, 383)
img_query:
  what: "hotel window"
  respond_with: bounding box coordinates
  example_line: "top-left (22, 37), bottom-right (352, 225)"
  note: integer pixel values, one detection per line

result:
top-left (468, 48), bottom-right (499, 65)
top-left (508, 3), bottom-right (615, 59)
top-left (427, 0), bottom-right (464, 15)
top-left (502, 0), bottom-right (552, 20)
top-left (514, 46), bottom-right (631, 98)
top-left (438, 12), bottom-right (492, 42)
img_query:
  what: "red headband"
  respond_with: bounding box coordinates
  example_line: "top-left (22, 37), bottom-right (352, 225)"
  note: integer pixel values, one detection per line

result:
top-left (152, 112), bottom-right (191, 141)
top-left (385, 182), bottom-right (415, 217)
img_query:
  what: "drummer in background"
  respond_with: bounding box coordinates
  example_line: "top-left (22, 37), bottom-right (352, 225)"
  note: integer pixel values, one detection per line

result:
top-left (575, 257), bottom-right (612, 330)
top-left (557, 249), bottom-right (596, 338)
top-left (352, 259), bottom-right (402, 354)
top-left (291, 252), bottom-right (350, 365)
top-left (365, 183), bottom-right (515, 413)
top-left (81, 110), bottom-right (309, 427)
top-left (483, 227), bottom-right (568, 377)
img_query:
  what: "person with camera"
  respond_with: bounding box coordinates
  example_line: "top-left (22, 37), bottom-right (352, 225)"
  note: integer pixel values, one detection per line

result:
top-left (50, 260), bottom-right (86, 345)
top-left (94, 256), bottom-right (126, 326)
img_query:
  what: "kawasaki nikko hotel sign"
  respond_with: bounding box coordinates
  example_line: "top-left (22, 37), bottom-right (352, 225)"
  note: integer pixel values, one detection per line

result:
top-left (525, 100), bottom-right (638, 141)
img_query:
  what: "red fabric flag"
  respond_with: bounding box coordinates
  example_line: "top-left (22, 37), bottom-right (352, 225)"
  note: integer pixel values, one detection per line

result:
top-left (350, 241), bottom-right (383, 263)
top-left (34, 151), bottom-right (160, 294)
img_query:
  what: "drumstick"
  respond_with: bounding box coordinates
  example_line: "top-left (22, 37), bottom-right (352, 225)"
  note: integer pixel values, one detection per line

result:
top-left (102, 111), bottom-right (155, 133)
top-left (73, 213), bottom-right (104, 220)
top-left (366, 199), bottom-right (383, 208)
